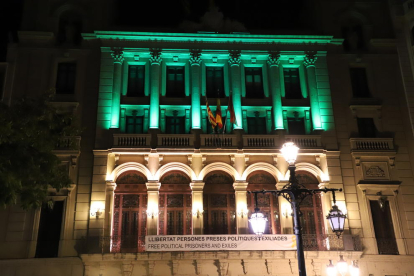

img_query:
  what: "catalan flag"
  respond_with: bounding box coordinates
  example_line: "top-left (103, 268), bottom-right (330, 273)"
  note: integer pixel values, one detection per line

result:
top-left (205, 96), bottom-right (217, 129)
top-left (216, 98), bottom-right (223, 129)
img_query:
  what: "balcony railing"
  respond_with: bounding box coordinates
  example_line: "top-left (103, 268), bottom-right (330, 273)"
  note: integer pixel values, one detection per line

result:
top-left (350, 138), bottom-right (394, 151)
top-left (243, 135), bottom-right (278, 148)
top-left (113, 134), bottom-right (151, 147)
top-left (158, 134), bottom-right (194, 147)
top-left (55, 136), bottom-right (81, 150)
top-left (200, 134), bottom-right (237, 148)
top-left (97, 234), bottom-right (361, 254)
top-left (286, 135), bottom-right (322, 148)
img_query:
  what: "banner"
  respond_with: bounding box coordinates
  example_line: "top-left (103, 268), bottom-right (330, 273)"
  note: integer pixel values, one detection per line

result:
top-left (145, 235), bottom-right (296, 251)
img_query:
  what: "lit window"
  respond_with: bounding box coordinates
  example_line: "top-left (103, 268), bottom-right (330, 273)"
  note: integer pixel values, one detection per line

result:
top-left (127, 65), bottom-right (145, 97)
top-left (284, 68), bottom-right (302, 99)
top-left (126, 116), bottom-right (144, 134)
top-left (206, 67), bottom-right (225, 98)
top-left (245, 67), bottom-right (264, 98)
top-left (166, 111), bottom-right (185, 134)
top-left (247, 112), bottom-right (266, 134)
top-left (166, 66), bottom-right (185, 97)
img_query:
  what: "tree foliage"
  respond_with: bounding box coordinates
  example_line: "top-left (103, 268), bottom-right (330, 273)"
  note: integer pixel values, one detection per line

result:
top-left (0, 94), bottom-right (80, 209)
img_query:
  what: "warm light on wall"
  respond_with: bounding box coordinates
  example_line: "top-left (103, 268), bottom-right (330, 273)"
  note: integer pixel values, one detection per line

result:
top-left (90, 201), bottom-right (105, 219)
top-left (282, 203), bottom-right (292, 218)
top-left (335, 201), bottom-right (348, 215)
top-left (146, 202), bottom-right (159, 219)
top-left (237, 203), bottom-right (248, 218)
top-left (192, 202), bottom-right (204, 218)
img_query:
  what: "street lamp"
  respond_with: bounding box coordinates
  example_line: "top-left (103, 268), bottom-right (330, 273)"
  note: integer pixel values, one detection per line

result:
top-left (248, 142), bottom-right (346, 276)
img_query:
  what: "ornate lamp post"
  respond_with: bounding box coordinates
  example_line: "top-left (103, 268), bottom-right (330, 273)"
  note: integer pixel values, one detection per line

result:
top-left (248, 142), bottom-right (346, 276)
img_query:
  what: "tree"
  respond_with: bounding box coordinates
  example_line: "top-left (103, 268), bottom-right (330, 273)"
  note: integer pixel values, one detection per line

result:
top-left (0, 93), bottom-right (80, 209)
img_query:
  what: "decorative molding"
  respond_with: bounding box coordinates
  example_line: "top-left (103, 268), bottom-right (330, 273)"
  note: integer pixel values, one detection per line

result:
top-left (244, 155), bottom-right (250, 167)
top-left (149, 48), bottom-right (162, 65)
top-left (187, 155), bottom-right (193, 167)
top-left (133, 55), bottom-right (140, 61)
top-left (365, 166), bottom-right (386, 178)
top-left (315, 155), bottom-right (321, 167)
top-left (111, 47), bottom-right (124, 64)
top-left (389, 157), bottom-right (395, 169)
top-left (202, 155), bottom-right (207, 168)
top-left (144, 155), bottom-right (149, 166)
top-left (190, 50), bottom-right (202, 65)
top-left (228, 50), bottom-right (241, 66)
top-left (114, 154), bottom-right (120, 166)
top-left (304, 51), bottom-right (317, 67)
top-left (71, 155), bottom-right (78, 168)
top-left (230, 155), bottom-right (236, 167)
top-left (355, 157), bottom-right (361, 166)
top-left (267, 51), bottom-right (281, 67)
top-left (272, 155), bottom-right (278, 166)
top-left (122, 263), bottom-right (134, 276)
top-left (159, 154), bottom-right (164, 166)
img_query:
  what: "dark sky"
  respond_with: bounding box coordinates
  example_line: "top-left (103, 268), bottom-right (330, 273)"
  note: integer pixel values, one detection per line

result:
top-left (114, 0), bottom-right (311, 32)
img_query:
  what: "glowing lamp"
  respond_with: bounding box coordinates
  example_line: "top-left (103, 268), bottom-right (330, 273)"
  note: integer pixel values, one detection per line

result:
top-left (336, 255), bottom-right (348, 276)
top-left (350, 261), bottom-right (360, 276)
top-left (326, 260), bottom-right (337, 276)
top-left (327, 204), bottom-right (346, 237)
top-left (249, 211), bottom-right (267, 235)
top-left (281, 142), bottom-right (299, 165)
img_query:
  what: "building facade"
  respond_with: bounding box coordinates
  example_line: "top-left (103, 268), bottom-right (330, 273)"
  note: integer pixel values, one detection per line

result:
top-left (1, 0), bottom-right (414, 275)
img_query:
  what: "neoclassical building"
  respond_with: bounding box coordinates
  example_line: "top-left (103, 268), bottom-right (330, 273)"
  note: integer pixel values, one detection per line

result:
top-left (1, 0), bottom-right (414, 276)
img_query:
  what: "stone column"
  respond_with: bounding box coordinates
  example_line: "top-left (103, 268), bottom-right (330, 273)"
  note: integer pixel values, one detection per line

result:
top-left (146, 181), bottom-right (161, 235)
top-left (104, 181), bottom-right (116, 252)
top-left (190, 182), bottom-right (205, 234)
top-left (233, 182), bottom-right (249, 234)
top-left (229, 50), bottom-right (242, 129)
top-left (110, 48), bottom-right (124, 128)
top-left (190, 50), bottom-right (202, 130)
top-left (268, 52), bottom-right (284, 131)
top-left (304, 52), bottom-right (322, 131)
top-left (149, 49), bottom-right (162, 129)
top-left (277, 182), bottom-right (293, 234)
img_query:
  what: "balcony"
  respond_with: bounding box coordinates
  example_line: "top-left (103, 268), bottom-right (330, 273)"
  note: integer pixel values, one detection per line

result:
top-left (200, 134), bottom-right (238, 148)
top-left (113, 134), bottom-right (151, 147)
top-left (350, 138), bottom-right (394, 151)
top-left (243, 135), bottom-right (278, 148)
top-left (55, 136), bottom-right (81, 150)
top-left (158, 134), bottom-right (194, 147)
top-left (97, 234), bottom-right (362, 254)
top-left (286, 135), bottom-right (322, 148)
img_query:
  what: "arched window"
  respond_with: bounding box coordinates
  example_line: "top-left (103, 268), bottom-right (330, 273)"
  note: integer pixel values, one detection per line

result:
top-left (247, 171), bottom-right (280, 234)
top-left (159, 171), bottom-right (192, 235)
top-left (203, 171), bottom-right (236, 234)
top-left (57, 10), bottom-right (83, 45)
top-left (113, 171), bottom-right (147, 253)
top-left (295, 171), bottom-right (325, 237)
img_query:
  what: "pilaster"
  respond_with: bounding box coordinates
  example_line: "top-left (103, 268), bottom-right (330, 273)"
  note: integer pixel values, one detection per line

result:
top-left (190, 182), bottom-right (205, 235)
top-left (268, 52), bottom-right (284, 130)
top-left (229, 50), bottom-right (242, 129)
top-left (304, 51), bottom-right (322, 131)
top-left (110, 47), bottom-right (124, 128)
top-left (190, 50), bottom-right (202, 130)
top-left (233, 182), bottom-right (249, 234)
top-left (146, 181), bottom-right (161, 235)
top-left (149, 49), bottom-right (162, 129)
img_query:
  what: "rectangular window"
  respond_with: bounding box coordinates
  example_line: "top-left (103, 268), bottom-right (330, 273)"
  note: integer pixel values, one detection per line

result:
top-left (127, 65), bottom-right (145, 97)
top-left (166, 66), bottom-right (185, 97)
top-left (35, 201), bottom-right (64, 258)
top-left (350, 68), bottom-right (370, 98)
top-left (56, 62), bottom-right (76, 94)
top-left (126, 116), bottom-right (144, 134)
top-left (206, 67), bottom-right (225, 98)
top-left (288, 117), bottom-right (306, 135)
top-left (370, 200), bottom-right (398, 255)
top-left (247, 115), bottom-right (266, 134)
top-left (357, 118), bottom-right (377, 138)
top-left (284, 68), bottom-right (302, 99)
top-left (166, 116), bottom-right (185, 134)
top-left (245, 67), bottom-right (264, 98)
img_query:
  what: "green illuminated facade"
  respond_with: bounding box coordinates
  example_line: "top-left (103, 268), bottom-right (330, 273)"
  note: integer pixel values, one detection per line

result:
top-left (88, 32), bottom-right (335, 144)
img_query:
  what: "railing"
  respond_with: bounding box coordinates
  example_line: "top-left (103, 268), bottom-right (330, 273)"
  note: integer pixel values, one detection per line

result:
top-left (350, 138), bottom-right (394, 151)
top-left (158, 134), bottom-right (194, 147)
top-left (286, 135), bottom-right (322, 148)
top-left (377, 238), bottom-right (399, 255)
top-left (113, 134), bottom-right (151, 147)
top-left (55, 136), bottom-right (81, 150)
top-left (243, 135), bottom-right (278, 148)
top-left (96, 234), bottom-right (361, 253)
top-left (404, 0), bottom-right (414, 13)
top-left (200, 134), bottom-right (238, 148)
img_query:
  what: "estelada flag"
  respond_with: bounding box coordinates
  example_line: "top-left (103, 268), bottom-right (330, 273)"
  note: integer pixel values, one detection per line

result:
top-left (228, 93), bottom-right (237, 126)
top-left (216, 98), bottom-right (223, 129)
top-left (205, 97), bottom-right (217, 129)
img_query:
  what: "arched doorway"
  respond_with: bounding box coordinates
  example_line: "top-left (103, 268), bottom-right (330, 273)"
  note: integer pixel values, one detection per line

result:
top-left (295, 171), bottom-right (325, 245)
top-left (113, 171), bottom-right (147, 253)
top-left (203, 171), bottom-right (236, 234)
top-left (159, 171), bottom-right (192, 235)
top-left (247, 171), bottom-right (280, 234)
